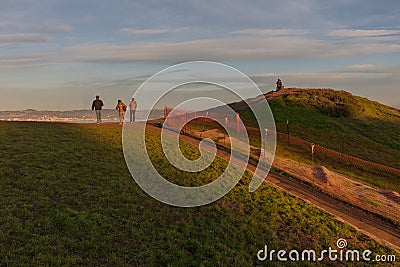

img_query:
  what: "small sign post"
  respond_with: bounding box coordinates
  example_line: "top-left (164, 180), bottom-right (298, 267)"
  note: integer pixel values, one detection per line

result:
top-left (263, 128), bottom-right (268, 160)
top-left (224, 117), bottom-right (228, 146)
top-left (286, 119), bottom-right (290, 143)
top-left (311, 143), bottom-right (316, 164)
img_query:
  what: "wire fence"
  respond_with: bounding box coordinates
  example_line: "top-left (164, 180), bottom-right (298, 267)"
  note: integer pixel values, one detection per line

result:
top-left (274, 131), bottom-right (400, 177)
top-left (162, 106), bottom-right (400, 178)
top-left (163, 106), bottom-right (246, 134)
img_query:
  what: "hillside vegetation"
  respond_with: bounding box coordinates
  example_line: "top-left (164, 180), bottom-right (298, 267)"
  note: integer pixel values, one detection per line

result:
top-left (0, 122), bottom-right (397, 266)
top-left (235, 88), bottom-right (400, 169)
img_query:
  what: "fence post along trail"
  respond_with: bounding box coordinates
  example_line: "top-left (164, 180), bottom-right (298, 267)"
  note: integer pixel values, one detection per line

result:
top-left (163, 106), bottom-right (246, 135)
top-left (273, 130), bottom-right (400, 178)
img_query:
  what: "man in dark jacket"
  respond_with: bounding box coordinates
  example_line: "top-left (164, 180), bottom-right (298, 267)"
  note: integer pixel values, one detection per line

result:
top-left (276, 79), bottom-right (283, 91)
top-left (91, 95), bottom-right (104, 123)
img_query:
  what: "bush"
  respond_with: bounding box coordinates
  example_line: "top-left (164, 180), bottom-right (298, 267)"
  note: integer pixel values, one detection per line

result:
top-left (278, 89), bottom-right (363, 118)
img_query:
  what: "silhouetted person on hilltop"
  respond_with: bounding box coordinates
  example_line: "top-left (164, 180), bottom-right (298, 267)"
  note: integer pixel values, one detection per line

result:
top-left (116, 99), bottom-right (127, 124)
top-left (276, 79), bottom-right (283, 91)
top-left (91, 95), bottom-right (104, 124)
top-left (129, 98), bottom-right (137, 122)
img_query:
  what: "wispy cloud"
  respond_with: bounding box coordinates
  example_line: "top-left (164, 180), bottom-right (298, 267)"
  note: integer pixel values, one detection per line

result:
top-left (231, 28), bottom-right (309, 36)
top-left (28, 22), bottom-right (73, 33)
top-left (2, 32), bottom-right (400, 70)
top-left (0, 53), bottom-right (51, 71)
top-left (0, 21), bottom-right (73, 33)
top-left (56, 36), bottom-right (400, 63)
top-left (346, 64), bottom-right (376, 72)
top-left (117, 27), bottom-right (188, 35)
top-left (0, 33), bottom-right (50, 43)
top-left (328, 29), bottom-right (400, 37)
top-left (338, 64), bottom-right (400, 74)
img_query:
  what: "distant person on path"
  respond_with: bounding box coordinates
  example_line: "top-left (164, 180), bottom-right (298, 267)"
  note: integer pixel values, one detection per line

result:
top-left (276, 79), bottom-right (283, 91)
top-left (116, 100), bottom-right (127, 124)
top-left (91, 95), bottom-right (104, 124)
top-left (129, 98), bottom-right (137, 122)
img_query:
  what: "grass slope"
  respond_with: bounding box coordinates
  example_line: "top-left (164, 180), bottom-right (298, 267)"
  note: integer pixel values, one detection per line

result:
top-left (0, 121), bottom-right (398, 266)
top-left (230, 88), bottom-right (400, 192)
top-left (237, 89), bottom-right (400, 167)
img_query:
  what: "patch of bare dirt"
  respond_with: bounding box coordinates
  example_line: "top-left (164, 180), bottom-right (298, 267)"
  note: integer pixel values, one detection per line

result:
top-left (189, 129), bottom-right (225, 141)
top-left (273, 157), bottom-right (400, 223)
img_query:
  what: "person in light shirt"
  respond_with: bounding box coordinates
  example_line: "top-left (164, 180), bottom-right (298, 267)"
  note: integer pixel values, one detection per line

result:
top-left (129, 98), bottom-right (137, 122)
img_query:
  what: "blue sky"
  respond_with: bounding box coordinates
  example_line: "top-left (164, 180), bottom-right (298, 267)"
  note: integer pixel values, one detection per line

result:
top-left (0, 0), bottom-right (399, 110)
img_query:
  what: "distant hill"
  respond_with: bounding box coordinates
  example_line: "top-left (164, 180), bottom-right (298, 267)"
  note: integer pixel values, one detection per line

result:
top-left (0, 109), bottom-right (114, 122)
top-left (0, 109), bottom-right (163, 122)
top-left (231, 88), bottom-right (400, 169)
top-left (265, 88), bottom-right (400, 120)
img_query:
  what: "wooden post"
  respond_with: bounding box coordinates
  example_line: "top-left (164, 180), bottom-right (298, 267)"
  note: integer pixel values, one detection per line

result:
top-left (263, 129), bottom-right (268, 160)
top-left (311, 143), bottom-right (316, 164)
top-left (199, 111), bottom-right (209, 138)
top-left (236, 112), bottom-right (240, 134)
top-left (286, 119), bottom-right (290, 143)
top-left (184, 110), bottom-right (188, 134)
top-left (341, 133), bottom-right (344, 153)
top-left (224, 117), bottom-right (228, 146)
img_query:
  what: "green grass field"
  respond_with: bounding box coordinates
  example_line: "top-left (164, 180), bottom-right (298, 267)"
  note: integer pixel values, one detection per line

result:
top-left (0, 121), bottom-right (398, 266)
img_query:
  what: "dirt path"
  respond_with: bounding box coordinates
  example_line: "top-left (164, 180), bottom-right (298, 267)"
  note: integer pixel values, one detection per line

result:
top-left (146, 124), bottom-right (400, 253)
top-left (273, 158), bottom-right (400, 223)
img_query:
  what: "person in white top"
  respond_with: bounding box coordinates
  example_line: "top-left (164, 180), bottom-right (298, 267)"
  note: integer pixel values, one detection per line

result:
top-left (129, 98), bottom-right (137, 122)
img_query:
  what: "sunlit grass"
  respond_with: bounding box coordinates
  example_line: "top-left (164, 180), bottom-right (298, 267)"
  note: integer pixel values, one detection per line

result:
top-left (0, 121), bottom-right (397, 266)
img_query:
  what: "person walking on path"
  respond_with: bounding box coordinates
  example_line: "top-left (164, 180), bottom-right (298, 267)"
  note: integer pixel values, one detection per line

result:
top-left (116, 99), bottom-right (127, 124)
top-left (91, 95), bottom-right (104, 124)
top-left (129, 98), bottom-right (137, 122)
top-left (276, 79), bottom-right (283, 91)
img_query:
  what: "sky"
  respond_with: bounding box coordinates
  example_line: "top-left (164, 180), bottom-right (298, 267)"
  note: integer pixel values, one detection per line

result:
top-left (0, 0), bottom-right (399, 110)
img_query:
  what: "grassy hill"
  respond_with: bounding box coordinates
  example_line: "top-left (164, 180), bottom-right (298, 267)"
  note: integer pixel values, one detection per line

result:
top-left (235, 88), bottom-right (400, 166)
top-left (228, 88), bottom-right (400, 191)
top-left (0, 121), bottom-right (397, 266)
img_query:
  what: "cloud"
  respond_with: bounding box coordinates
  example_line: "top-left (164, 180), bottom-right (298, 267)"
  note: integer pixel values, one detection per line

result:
top-left (57, 35), bottom-right (400, 63)
top-left (29, 22), bottom-right (73, 33)
top-left (328, 29), bottom-right (400, 37)
top-left (0, 33), bottom-right (50, 43)
top-left (332, 64), bottom-right (400, 74)
top-left (346, 64), bottom-right (376, 72)
top-left (231, 28), bottom-right (309, 36)
top-left (117, 27), bottom-right (188, 35)
top-left (0, 53), bottom-right (52, 71)
top-left (2, 32), bottom-right (400, 70)
top-left (0, 21), bottom-right (73, 33)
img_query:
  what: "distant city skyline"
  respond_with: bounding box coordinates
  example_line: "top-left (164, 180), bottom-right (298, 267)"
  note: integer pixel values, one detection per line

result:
top-left (1, 1), bottom-right (400, 110)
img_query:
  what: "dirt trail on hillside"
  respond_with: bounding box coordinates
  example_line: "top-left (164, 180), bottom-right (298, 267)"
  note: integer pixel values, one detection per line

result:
top-left (146, 124), bottom-right (400, 253)
top-left (190, 128), bottom-right (400, 223)
top-left (274, 157), bottom-right (400, 223)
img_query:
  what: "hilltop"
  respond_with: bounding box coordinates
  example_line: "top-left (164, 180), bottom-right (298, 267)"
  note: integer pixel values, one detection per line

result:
top-left (264, 87), bottom-right (400, 120)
